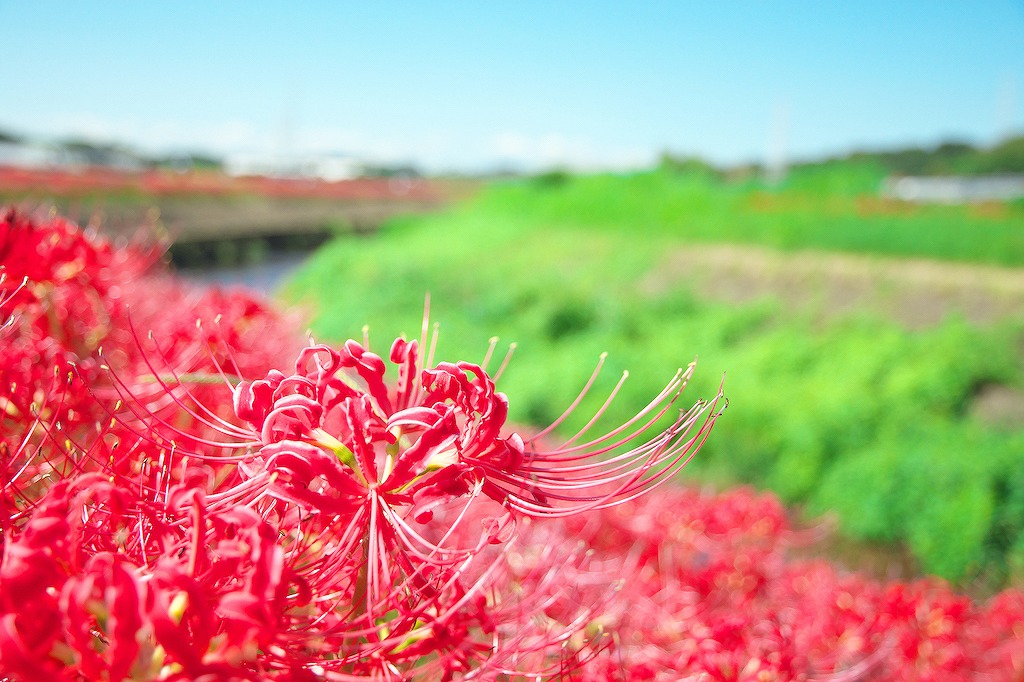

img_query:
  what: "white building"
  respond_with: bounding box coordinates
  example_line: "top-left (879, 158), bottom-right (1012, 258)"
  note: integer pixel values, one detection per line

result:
top-left (882, 175), bottom-right (1024, 203)
top-left (0, 141), bottom-right (60, 168)
top-left (224, 153), bottom-right (363, 181)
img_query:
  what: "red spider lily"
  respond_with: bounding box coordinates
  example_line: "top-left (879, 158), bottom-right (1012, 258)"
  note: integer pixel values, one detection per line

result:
top-left (92, 298), bottom-right (722, 676)
top-left (1, 208), bottom-right (727, 678)
top-left (0, 469), bottom-right (314, 679)
top-left (0, 207), bottom-right (157, 357)
top-left (221, 319), bottom-right (723, 524)
top-left (0, 209), bottom-right (303, 520)
top-left (969, 590), bottom-right (1024, 674)
top-left (0, 269), bottom-right (27, 330)
top-left (11, 205), bottom-right (1024, 681)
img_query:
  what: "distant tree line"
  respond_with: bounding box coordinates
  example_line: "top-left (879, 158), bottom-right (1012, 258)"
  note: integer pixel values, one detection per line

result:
top-left (839, 136), bottom-right (1024, 176)
top-left (657, 135), bottom-right (1024, 179)
top-left (4, 124), bottom-right (1024, 178)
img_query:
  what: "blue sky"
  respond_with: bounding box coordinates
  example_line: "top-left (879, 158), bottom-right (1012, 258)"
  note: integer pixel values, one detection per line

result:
top-left (2, 2), bottom-right (1023, 172)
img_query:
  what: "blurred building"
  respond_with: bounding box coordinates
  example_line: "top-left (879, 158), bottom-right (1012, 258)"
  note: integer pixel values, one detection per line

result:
top-left (0, 140), bottom-right (60, 168)
top-left (882, 175), bottom-right (1024, 203)
top-left (224, 153), bottom-right (363, 181)
top-left (0, 138), bottom-right (147, 172)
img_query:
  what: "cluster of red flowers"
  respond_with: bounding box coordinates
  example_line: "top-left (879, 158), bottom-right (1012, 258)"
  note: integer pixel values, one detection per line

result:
top-left (547, 487), bottom-right (1024, 679)
top-left (0, 166), bottom-right (445, 201)
top-left (1, 207), bottom-right (1023, 680)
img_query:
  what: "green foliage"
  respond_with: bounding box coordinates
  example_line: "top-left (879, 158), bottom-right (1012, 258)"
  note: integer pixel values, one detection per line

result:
top-left (780, 159), bottom-right (890, 195)
top-left (811, 422), bottom-right (1024, 582)
top-left (465, 168), bottom-right (1024, 266)
top-left (284, 167), bottom-right (1024, 584)
top-left (808, 135), bottom-right (1024, 176)
top-left (657, 152), bottom-right (723, 180)
top-left (965, 136), bottom-right (1024, 175)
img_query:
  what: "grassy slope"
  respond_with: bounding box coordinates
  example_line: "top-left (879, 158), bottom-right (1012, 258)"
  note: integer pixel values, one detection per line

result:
top-left (488, 165), bottom-right (1024, 265)
top-left (284, 168), bottom-right (1024, 585)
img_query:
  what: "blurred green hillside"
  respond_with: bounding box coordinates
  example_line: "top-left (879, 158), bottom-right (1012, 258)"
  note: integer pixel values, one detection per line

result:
top-left (284, 159), bottom-right (1024, 588)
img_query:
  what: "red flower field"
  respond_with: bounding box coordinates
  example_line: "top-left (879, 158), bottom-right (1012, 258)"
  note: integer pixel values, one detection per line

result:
top-left (1, 207), bottom-right (1023, 680)
top-left (0, 166), bottom-right (445, 202)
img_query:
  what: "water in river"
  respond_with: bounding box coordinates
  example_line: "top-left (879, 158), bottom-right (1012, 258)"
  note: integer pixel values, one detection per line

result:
top-left (176, 251), bottom-right (311, 296)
